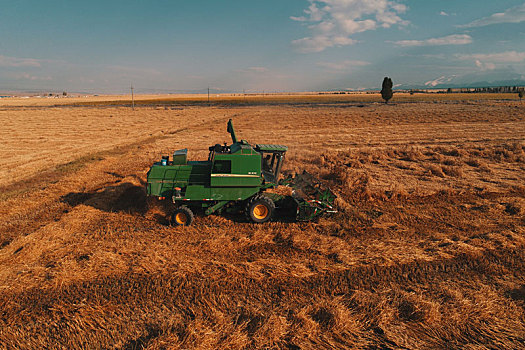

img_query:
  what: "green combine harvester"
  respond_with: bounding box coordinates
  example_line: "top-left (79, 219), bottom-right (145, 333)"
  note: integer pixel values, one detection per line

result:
top-left (146, 119), bottom-right (336, 225)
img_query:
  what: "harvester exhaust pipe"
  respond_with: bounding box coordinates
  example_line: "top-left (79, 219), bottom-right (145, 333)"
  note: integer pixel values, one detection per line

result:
top-left (227, 119), bottom-right (238, 144)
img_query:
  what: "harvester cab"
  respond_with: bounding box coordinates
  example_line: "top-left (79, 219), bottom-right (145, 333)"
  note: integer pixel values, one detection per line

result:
top-left (205, 119), bottom-right (287, 186)
top-left (256, 145), bottom-right (286, 185)
top-left (146, 119), bottom-right (336, 226)
top-left (227, 119), bottom-right (286, 183)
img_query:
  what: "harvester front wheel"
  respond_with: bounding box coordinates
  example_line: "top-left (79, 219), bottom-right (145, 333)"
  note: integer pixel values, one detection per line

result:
top-left (246, 195), bottom-right (275, 223)
top-left (171, 206), bottom-right (194, 226)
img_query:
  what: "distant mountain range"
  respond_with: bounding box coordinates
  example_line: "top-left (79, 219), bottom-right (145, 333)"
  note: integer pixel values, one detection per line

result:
top-left (401, 69), bottom-right (525, 90)
top-left (419, 78), bottom-right (525, 90)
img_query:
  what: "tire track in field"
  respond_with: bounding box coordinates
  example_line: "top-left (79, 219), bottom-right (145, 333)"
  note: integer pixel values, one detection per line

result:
top-left (0, 246), bottom-right (523, 349)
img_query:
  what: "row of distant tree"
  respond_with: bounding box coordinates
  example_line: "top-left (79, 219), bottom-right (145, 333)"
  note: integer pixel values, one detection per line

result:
top-left (35, 92), bottom-right (69, 97)
top-left (446, 86), bottom-right (525, 94)
top-left (380, 77), bottom-right (524, 103)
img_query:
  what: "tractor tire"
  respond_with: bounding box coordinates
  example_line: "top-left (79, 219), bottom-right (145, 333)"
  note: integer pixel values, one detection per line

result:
top-left (170, 206), bottom-right (194, 226)
top-left (245, 195), bottom-right (275, 223)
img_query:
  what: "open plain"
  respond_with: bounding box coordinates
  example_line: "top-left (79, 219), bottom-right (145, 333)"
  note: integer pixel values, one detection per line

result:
top-left (0, 93), bottom-right (524, 349)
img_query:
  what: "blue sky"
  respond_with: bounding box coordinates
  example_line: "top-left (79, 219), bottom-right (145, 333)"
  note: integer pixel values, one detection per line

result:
top-left (0, 0), bottom-right (524, 93)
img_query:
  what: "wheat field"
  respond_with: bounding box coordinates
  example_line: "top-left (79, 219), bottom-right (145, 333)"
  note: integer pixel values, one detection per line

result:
top-left (0, 94), bottom-right (524, 349)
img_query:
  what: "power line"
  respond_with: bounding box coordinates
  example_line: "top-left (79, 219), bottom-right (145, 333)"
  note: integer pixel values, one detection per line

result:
top-left (131, 84), bottom-right (135, 110)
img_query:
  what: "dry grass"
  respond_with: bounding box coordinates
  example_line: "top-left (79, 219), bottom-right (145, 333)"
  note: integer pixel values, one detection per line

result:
top-left (0, 94), bottom-right (524, 349)
top-left (0, 106), bottom-right (234, 185)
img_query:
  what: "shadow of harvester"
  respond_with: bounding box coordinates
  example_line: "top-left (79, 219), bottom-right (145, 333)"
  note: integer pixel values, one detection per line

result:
top-left (60, 181), bottom-right (302, 225)
top-left (61, 182), bottom-right (148, 215)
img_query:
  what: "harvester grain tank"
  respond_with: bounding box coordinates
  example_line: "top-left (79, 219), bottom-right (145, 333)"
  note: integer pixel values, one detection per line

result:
top-left (146, 119), bottom-right (336, 225)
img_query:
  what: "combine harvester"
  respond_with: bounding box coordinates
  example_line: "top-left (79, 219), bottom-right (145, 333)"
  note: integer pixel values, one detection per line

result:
top-left (146, 119), bottom-right (336, 225)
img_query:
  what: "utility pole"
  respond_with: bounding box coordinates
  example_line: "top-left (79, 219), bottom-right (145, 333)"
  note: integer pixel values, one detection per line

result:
top-left (207, 86), bottom-right (210, 105)
top-left (131, 84), bottom-right (135, 110)
top-left (243, 89), bottom-right (246, 102)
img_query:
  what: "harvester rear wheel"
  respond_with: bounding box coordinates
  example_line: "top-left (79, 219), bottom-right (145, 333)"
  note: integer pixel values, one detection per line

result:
top-left (170, 206), bottom-right (194, 226)
top-left (246, 195), bottom-right (275, 223)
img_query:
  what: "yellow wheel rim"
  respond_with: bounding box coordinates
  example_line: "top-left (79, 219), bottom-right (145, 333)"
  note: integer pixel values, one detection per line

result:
top-left (175, 212), bottom-right (187, 225)
top-left (253, 204), bottom-right (269, 220)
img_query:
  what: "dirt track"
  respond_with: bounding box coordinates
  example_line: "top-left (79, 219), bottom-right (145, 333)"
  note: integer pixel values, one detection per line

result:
top-left (0, 96), bottom-right (524, 349)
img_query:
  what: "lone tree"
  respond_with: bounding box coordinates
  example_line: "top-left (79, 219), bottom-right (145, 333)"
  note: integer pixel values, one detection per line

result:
top-left (519, 89), bottom-right (524, 101)
top-left (381, 77), bottom-right (393, 104)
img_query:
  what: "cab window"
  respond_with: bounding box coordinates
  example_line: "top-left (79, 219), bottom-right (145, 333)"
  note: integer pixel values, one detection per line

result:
top-left (213, 160), bottom-right (231, 174)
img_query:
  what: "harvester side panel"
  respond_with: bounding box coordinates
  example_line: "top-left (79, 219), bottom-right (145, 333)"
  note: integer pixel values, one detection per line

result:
top-left (209, 187), bottom-right (260, 201)
top-left (210, 153), bottom-right (261, 187)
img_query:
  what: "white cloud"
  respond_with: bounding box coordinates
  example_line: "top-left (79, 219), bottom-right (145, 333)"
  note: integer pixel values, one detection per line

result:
top-left (0, 55), bottom-right (41, 68)
top-left (475, 60), bottom-right (496, 70)
top-left (246, 66), bottom-right (269, 73)
top-left (420, 54), bottom-right (447, 59)
top-left (392, 34), bottom-right (472, 47)
top-left (292, 36), bottom-right (357, 53)
top-left (317, 59), bottom-right (370, 70)
top-left (458, 51), bottom-right (525, 71)
top-left (236, 66), bottom-right (270, 74)
top-left (440, 11), bottom-right (449, 16)
top-left (458, 51), bottom-right (525, 63)
top-left (106, 65), bottom-right (161, 76)
top-left (16, 72), bottom-right (52, 81)
top-left (291, 0), bottom-right (408, 53)
top-left (461, 3), bottom-right (525, 28)
top-left (290, 2), bottom-right (324, 22)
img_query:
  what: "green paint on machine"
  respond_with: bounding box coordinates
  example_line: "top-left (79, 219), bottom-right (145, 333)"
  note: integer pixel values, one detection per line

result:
top-left (146, 119), bottom-right (336, 226)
